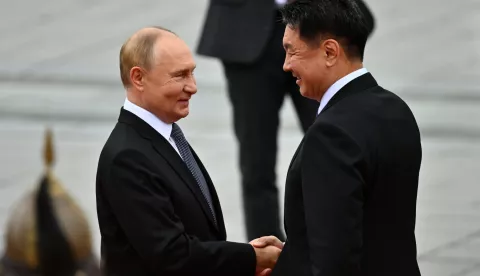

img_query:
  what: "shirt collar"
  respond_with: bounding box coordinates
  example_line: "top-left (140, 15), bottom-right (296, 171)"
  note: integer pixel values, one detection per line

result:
top-left (123, 98), bottom-right (173, 141)
top-left (318, 68), bottom-right (368, 114)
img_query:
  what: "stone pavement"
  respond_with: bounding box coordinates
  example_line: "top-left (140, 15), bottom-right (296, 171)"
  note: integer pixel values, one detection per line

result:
top-left (0, 0), bottom-right (479, 275)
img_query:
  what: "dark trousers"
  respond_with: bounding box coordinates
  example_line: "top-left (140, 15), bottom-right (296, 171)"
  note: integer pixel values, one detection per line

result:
top-left (221, 11), bottom-right (319, 241)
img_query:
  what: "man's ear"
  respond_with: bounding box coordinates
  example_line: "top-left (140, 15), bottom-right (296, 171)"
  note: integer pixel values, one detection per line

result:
top-left (323, 39), bottom-right (340, 67)
top-left (130, 66), bottom-right (145, 91)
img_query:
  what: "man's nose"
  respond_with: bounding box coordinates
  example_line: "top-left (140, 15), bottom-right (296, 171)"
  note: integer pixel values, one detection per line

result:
top-left (283, 58), bottom-right (291, 72)
top-left (184, 75), bottom-right (197, 94)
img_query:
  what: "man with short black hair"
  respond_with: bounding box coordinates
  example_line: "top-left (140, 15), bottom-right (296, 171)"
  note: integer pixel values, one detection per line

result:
top-left (271, 1), bottom-right (422, 275)
top-left (196, 0), bottom-right (375, 243)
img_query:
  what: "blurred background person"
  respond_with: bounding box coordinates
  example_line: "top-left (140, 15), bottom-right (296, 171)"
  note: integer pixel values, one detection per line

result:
top-left (196, 0), bottom-right (376, 241)
top-left (0, 130), bottom-right (101, 276)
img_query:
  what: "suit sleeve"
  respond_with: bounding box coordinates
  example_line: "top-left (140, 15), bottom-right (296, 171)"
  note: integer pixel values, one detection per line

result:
top-left (301, 122), bottom-right (366, 276)
top-left (102, 149), bottom-right (256, 276)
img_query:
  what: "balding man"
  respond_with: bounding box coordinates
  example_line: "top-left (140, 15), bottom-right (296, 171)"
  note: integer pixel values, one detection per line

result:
top-left (95, 27), bottom-right (282, 276)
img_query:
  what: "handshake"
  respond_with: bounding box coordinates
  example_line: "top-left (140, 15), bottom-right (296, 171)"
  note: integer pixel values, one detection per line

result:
top-left (249, 236), bottom-right (284, 276)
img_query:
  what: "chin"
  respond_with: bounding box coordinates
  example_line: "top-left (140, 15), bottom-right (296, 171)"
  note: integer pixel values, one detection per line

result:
top-left (177, 108), bottom-right (190, 119)
top-left (299, 84), bottom-right (322, 102)
top-left (299, 87), bottom-right (311, 99)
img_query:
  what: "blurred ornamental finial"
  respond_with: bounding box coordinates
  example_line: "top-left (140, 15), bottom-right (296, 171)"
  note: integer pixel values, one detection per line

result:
top-left (0, 128), bottom-right (101, 276)
top-left (43, 128), bottom-right (54, 169)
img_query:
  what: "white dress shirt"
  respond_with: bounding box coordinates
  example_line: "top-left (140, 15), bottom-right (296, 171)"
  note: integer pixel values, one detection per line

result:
top-left (123, 98), bottom-right (182, 157)
top-left (317, 68), bottom-right (368, 114)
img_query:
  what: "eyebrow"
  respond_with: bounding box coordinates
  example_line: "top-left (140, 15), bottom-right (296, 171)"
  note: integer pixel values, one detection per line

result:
top-left (170, 65), bottom-right (196, 75)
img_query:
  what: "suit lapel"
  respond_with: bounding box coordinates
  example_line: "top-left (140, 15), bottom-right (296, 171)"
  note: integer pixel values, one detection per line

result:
top-left (118, 109), bottom-right (220, 234)
top-left (150, 140), bottom-right (220, 233)
top-left (287, 137), bottom-right (305, 173)
top-left (190, 148), bottom-right (227, 239)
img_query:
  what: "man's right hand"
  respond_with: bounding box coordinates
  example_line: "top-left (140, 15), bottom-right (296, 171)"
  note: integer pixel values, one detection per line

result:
top-left (250, 236), bottom-right (284, 250)
top-left (253, 245), bottom-right (281, 276)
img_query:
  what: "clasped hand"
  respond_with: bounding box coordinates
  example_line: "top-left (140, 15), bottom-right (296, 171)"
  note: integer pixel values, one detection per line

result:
top-left (249, 236), bottom-right (284, 276)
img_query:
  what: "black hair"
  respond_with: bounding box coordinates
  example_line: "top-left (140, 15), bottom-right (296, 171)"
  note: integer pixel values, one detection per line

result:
top-left (281, 0), bottom-right (375, 60)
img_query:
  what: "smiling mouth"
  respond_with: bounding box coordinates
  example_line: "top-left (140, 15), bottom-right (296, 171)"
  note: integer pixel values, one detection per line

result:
top-left (293, 74), bottom-right (301, 81)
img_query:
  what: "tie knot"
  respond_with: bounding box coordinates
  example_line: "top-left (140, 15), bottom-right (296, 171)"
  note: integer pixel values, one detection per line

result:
top-left (171, 123), bottom-right (185, 142)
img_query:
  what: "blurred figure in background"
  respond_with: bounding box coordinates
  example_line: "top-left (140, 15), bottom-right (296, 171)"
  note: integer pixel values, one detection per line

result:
top-left (0, 130), bottom-right (100, 276)
top-left (196, 0), bottom-right (375, 241)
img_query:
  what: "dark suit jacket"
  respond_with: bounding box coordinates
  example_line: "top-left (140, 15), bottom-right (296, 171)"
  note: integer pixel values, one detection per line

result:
top-left (197, 0), bottom-right (277, 64)
top-left (96, 109), bottom-right (256, 276)
top-left (272, 73), bottom-right (422, 276)
top-left (196, 0), bottom-right (375, 64)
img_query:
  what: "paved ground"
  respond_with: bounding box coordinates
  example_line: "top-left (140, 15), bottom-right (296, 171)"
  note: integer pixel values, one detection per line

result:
top-left (0, 0), bottom-right (479, 275)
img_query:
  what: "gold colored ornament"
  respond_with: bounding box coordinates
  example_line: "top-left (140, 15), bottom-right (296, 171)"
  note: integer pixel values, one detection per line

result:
top-left (4, 128), bottom-right (93, 268)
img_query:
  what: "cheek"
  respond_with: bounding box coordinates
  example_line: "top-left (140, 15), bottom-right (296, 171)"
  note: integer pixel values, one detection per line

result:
top-left (162, 84), bottom-right (187, 112)
top-left (145, 83), bottom-right (181, 108)
top-left (303, 62), bottom-right (323, 81)
top-left (154, 81), bottom-right (182, 98)
top-left (293, 60), bottom-right (310, 76)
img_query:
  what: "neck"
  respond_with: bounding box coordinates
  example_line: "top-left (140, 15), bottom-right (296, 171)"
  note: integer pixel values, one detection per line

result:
top-left (126, 90), bottom-right (143, 108)
top-left (335, 60), bottom-right (363, 81)
top-left (126, 90), bottom-right (173, 124)
top-left (315, 60), bottom-right (364, 101)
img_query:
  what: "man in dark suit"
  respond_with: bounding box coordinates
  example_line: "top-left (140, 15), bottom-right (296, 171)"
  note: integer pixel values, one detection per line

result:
top-left (95, 26), bottom-right (282, 276)
top-left (269, 1), bottom-right (422, 275)
top-left (196, 0), bottom-right (375, 242)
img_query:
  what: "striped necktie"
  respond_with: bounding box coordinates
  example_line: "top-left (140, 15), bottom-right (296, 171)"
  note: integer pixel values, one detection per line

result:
top-left (171, 123), bottom-right (217, 225)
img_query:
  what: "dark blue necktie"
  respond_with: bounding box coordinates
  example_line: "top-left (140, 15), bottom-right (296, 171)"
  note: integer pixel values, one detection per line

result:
top-left (171, 123), bottom-right (216, 225)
